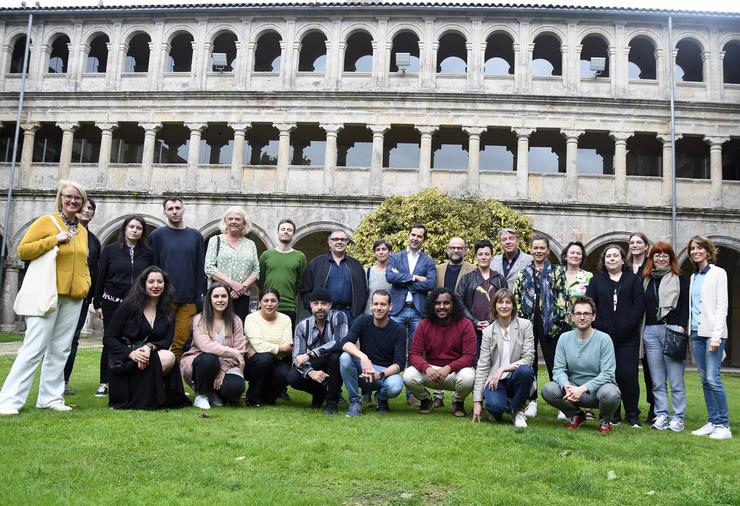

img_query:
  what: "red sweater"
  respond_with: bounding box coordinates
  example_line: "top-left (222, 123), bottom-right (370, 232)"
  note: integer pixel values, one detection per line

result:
top-left (409, 318), bottom-right (477, 373)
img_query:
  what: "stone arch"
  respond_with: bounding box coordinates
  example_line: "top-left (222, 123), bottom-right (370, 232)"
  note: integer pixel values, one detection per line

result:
top-left (95, 214), bottom-right (167, 246)
top-left (719, 34), bottom-right (740, 52)
top-left (340, 23), bottom-right (378, 42)
top-left (625, 29), bottom-right (661, 51)
top-left (207, 24), bottom-right (240, 43)
top-left (481, 25), bottom-right (519, 45)
top-left (42, 28), bottom-right (73, 47)
top-left (583, 230), bottom-right (631, 273)
top-left (163, 25), bottom-right (197, 44)
top-left (675, 234), bottom-right (740, 265)
top-left (529, 25), bottom-right (567, 45)
top-left (6, 29), bottom-right (31, 47)
top-left (673, 32), bottom-right (709, 53)
top-left (81, 26), bottom-right (113, 48)
top-left (198, 219), bottom-right (273, 253)
top-left (577, 28), bottom-right (614, 48)
top-left (434, 24), bottom-right (472, 43)
top-left (387, 23), bottom-right (424, 42)
top-left (249, 24), bottom-right (286, 45)
top-left (294, 23), bottom-right (331, 42)
top-left (293, 221), bottom-right (354, 262)
top-left (10, 217), bottom-right (44, 257)
top-left (121, 26), bottom-right (154, 44)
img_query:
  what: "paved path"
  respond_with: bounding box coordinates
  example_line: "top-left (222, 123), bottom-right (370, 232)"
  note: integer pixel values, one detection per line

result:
top-left (0, 337), bottom-right (102, 356)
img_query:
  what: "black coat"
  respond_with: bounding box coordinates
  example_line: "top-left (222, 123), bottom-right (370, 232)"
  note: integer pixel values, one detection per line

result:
top-left (94, 243), bottom-right (154, 309)
top-left (586, 271), bottom-right (645, 343)
top-left (298, 252), bottom-right (368, 320)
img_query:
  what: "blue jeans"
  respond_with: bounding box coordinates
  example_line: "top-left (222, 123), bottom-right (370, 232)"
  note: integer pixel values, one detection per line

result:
top-left (483, 365), bottom-right (535, 417)
top-left (643, 325), bottom-right (686, 420)
top-left (339, 352), bottom-right (404, 403)
top-left (691, 332), bottom-right (729, 427)
top-left (391, 306), bottom-right (423, 398)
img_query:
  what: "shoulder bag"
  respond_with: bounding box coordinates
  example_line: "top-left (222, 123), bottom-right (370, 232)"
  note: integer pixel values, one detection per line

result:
top-left (663, 326), bottom-right (688, 361)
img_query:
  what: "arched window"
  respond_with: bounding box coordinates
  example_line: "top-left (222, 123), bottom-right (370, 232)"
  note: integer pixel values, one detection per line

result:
top-left (9, 36), bottom-right (31, 74)
top-left (212, 32), bottom-right (237, 72)
top-left (675, 38), bottom-right (703, 82)
top-left (48, 34), bottom-right (70, 74)
top-left (723, 40), bottom-right (740, 84)
top-left (254, 31), bottom-right (282, 72)
top-left (167, 32), bottom-right (194, 72)
top-left (298, 32), bottom-right (327, 73)
top-left (389, 31), bottom-right (419, 73)
top-left (124, 33), bottom-right (151, 73)
top-left (86, 33), bottom-right (109, 73)
top-left (344, 31), bottom-right (373, 72)
top-left (580, 34), bottom-right (609, 78)
top-left (484, 33), bottom-right (514, 76)
top-left (628, 36), bottom-right (656, 80)
top-left (437, 32), bottom-right (466, 74)
top-left (532, 34), bottom-right (562, 76)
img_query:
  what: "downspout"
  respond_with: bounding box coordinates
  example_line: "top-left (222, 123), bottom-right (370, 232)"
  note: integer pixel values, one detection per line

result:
top-left (668, 16), bottom-right (677, 246)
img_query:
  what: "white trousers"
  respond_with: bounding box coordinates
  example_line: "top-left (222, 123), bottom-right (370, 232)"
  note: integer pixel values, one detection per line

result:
top-left (0, 296), bottom-right (82, 410)
top-left (403, 365), bottom-right (475, 402)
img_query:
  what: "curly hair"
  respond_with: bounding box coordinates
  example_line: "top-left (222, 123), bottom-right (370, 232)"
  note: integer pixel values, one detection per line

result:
top-left (425, 287), bottom-right (464, 324)
top-left (123, 266), bottom-right (174, 321)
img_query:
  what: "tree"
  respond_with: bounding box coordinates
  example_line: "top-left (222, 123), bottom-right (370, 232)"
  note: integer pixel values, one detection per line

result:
top-left (349, 188), bottom-right (533, 265)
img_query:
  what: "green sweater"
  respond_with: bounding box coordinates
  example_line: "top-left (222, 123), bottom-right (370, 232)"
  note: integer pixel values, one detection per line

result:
top-left (258, 249), bottom-right (306, 312)
top-left (552, 329), bottom-right (616, 394)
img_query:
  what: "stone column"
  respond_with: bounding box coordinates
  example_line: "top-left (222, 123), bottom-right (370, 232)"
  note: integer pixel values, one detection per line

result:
top-left (718, 49), bottom-right (726, 100)
top-left (0, 259), bottom-right (22, 332)
top-left (369, 124), bottom-right (389, 195)
top-left (705, 136), bottom-right (728, 207)
top-left (57, 121), bottom-right (79, 180)
top-left (96, 122), bottom-right (117, 187)
top-left (513, 128), bottom-right (534, 199)
top-left (562, 129), bottom-right (584, 200)
top-left (321, 123), bottom-right (342, 193)
top-left (610, 131), bottom-right (632, 203)
top-left (657, 133), bottom-right (680, 205)
top-left (416, 125), bottom-right (436, 188)
top-left (465, 41), bottom-right (474, 89)
top-left (655, 48), bottom-right (665, 94)
top-left (185, 122), bottom-right (207, 188)
top-left (19, 122), bottom-right (39, 186)
top-left (560, 43), bottom-right (569, 89)
top-left (608, 46), bottom-right (617, 95)
top-left (228, 122), bottom-right (250, 189)
top-left (275, 122), bottom-right (295, 192)
top-left (140, 122), bottom-right (161, 186)
top-left (464, 126), bottom-right (486, 193)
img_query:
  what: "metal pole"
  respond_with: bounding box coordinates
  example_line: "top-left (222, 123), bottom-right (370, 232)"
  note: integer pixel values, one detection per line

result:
top-left (668, 16), bottom-right (677, 247)
top-left (0, 13), bottom-right (33, 288)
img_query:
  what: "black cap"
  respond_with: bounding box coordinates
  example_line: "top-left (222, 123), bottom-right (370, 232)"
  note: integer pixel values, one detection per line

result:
top-left (309, 288), bottom-right (333, 303)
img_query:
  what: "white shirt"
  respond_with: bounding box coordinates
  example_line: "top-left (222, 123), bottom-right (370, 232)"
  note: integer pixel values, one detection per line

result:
top-left (493, 321), bottom-right (513, 380)
top-left (405, 248), bottom-right (420, 303)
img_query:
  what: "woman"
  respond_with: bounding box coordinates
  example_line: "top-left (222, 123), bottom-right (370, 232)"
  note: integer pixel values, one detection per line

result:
top-left (561, 241), bottom-right (593, 307)
top-left (513, 234), bottom-right (568, 418)
top-left (687, 236), bottom-right (731, 440)
top-left (92, 215), bottom-right (154, 397)
top-left (364, 239), bottom-right (393, 314)
top-left (586, 244), bottom-right (645, 428)
top-left (642, 242), bottom-right (688, 432)
top-left (205, 206), bottom-right (259, 321)
top-left (103, 266), bottom-right (190, 410)
top-left (181, 282), bottom-right (250, 409)
top-left (472, 289), bottom-right (535, 428)
top-left (244, 288), bottom-right (293, 406)
top-left (0, 180), bottom-right (91, 416)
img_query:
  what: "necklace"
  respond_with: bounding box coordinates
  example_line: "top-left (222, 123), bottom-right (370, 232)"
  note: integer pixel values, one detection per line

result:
top-left (59, 212), bottom-right (79, 238)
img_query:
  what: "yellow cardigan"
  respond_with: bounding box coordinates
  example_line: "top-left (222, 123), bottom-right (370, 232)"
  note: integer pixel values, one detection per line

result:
top-left (18, 214), bottom-right (91, 300)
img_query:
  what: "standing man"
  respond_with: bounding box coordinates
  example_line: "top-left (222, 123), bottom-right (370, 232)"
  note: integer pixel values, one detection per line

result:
top-left (287, 288), bottom-right (348, 414)
top-left (403, 287), bottom-right (477, 417)
top-left (492, 228), bottom-right (533, 291)
top-left (299, 229), bottom-right (367, 325)
top-left (339, 289), bottom-right (406, 417)
top-left (63, 198), bottom-right (101, 396)
top-left (541, 296), bottom-right (621, 434)
top-left (259, 218), bottom-right (307, 331)
top-left (436, 237), bottom-right (475, 292)
top-left (149, 197), bottom-right (205, 361)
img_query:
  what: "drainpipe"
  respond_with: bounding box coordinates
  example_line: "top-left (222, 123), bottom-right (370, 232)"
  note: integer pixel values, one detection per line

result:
top-left (668, 16), bottom-right (677, 247)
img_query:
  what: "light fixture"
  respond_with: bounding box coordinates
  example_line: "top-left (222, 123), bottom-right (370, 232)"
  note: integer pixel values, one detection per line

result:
top-left (212, 52), bottom-right (228, 72)
top-left (589, 57), bottom-right (606, 77)
top-left (395, 52), bottom-right (411, 73)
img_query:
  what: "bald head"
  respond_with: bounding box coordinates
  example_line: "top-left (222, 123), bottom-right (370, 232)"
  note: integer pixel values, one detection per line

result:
top-left (447, 237), bottom-right (467, 264)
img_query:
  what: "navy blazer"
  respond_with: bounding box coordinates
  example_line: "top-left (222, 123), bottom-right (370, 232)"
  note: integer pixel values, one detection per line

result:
top-left (386, 250), bottom-right (437, 317)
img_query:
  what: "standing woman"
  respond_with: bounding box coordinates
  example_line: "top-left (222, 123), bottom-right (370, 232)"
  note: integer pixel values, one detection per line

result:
top-left (0, 180), bottom-right (91, 416)
top-left (561, 241), bottom-right (593, 308)
top-left (642, 242), bottom-right (688, 432)
top-left (104, 266), bottom-right (190, 410)
top-left (364, 239), bottom-right (393, 314)
top-left (92, 215), bottom-right (154, 397)
top-left (513, 234), bottom-right (568, 418)
top-left (687, 236), bottom-right (731, 440)
top-left (181, 282), bottom-right (250, 409)
top-left (586, 244), bottom-right (645, 427)
top-left (205, 207), bottom-right (260, 322)
top-left (244, 288), bottom-right (293, 406)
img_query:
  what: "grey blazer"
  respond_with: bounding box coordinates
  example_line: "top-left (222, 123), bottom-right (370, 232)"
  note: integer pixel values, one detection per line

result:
top-left (492, 251), bottom-right (534, 290)
top-left (473, 317), bottom-right (535, 402)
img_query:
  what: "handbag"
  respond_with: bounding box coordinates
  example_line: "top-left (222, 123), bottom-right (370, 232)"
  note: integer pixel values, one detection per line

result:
top-left (663, 326), bottom-right (688, 361)
top-left (13, 215), bottom-right (64, 317)
top-left (108, 337), bottom-right (147, 374)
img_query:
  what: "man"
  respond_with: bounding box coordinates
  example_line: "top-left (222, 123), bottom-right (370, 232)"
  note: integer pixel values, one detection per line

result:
top-left (299, 229), bottom-right (367, 324)
top-left (492, 228), bottom-right (533, 291)
top-left (287, 288), bottom-right (348, 414)
top-left (258, 218), bottom-right (307, 331)
top-left (403, 287), bottom-right (477, 417)
top-left (63, 198), bottom-right (101, 396)
top-left (339, 289), bottom-right (406, 417)
top-left (436, 237), bottom-right (475, 292)
top-left (541, 296), bottom-right (621, 434)
top-left (149, 197), bottom-right (205, 360)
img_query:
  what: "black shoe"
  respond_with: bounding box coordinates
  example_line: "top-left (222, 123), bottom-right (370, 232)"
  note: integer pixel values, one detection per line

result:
top-left (626, 413), bottom-right (643, 428)
top-left (433, 397), bottom-right (444, 409)
top-left (279, 390), bottom-right (291, 402)
top-left (376, 399), bottom-right (390, 413)
top-left (646, 406), bottom-right (656, 425)
top-left (311, 392), bottom-right (326, 409)
top-left (323, 400), bottom-right (338, 415)
top-left (418, 398), bottom-right (433, 414)
top-left (610, 413), bottom-right (622, 426)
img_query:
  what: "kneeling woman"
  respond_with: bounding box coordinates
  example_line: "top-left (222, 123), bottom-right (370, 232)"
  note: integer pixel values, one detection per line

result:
top-left (472, 289), bottom-right (535, 428)
top-left (181, 282), bottom-right (250, 409)
top-left (104, 267), bottom-right (191, 410)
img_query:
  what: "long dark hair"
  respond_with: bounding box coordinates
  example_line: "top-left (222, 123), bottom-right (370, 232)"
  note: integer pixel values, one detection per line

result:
top-left (123, 266), bottom-right (174, 321)
top-left (117, 214), bottom-right (150, 250)
top-left (198, 282), bottom-right (236, 337)
top-left (425, 287), bottom-right (464, 324)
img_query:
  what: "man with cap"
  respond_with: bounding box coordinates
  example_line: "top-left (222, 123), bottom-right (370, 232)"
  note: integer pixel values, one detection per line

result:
top-left (287, 288), bottom-right (349, 414)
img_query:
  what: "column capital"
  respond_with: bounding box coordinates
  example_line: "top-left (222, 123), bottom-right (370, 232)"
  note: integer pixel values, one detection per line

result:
top-left (228, 122), bottom-right (251, 134)
top-left (656, 132), bottom-right (681, 144)
top-left (139, 122), bottom-right (162, 133)
top-left (320, 123), bottom-right (343, 135)
top-left (561, 129), bottom-right (584, 141)
top-left (20, 121), bottom-right (40, 132)
top-left (512, 127), bottom-right (534, 138)
top-left (369, 124), bottom-right (390, 135)
top-left (56, 121), bottom-right (79, 132)
top-left (96, 121), bottom-right (118, 132)
top-left (704, 136), bottom-right (729, 147)
top-left (609, 131), bottom-right (633, 142)
top-left (184, 122), bottom-right (208, 133)
top-left (274, 122), bottom-right (296, 133)
top-left (463, 126), bottom-right (486, 137)
top-left (415, 125), bottom-right (437, 136)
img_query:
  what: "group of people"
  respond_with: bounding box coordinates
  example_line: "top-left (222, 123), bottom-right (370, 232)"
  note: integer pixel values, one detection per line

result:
top-left (0, 180), bottom-right (731, 441)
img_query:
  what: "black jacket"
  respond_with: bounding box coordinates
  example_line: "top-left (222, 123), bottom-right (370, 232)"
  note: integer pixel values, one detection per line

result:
top-left (644, 274), bottom-right (689, 328)
top-left (586, 271), bottom-right (645, 343)
top-left (299, 252), bottom-right (368, 320)
top-left (94, 243), bottom-right (155, 309)
top-left (455, 268), bottom-right (507, 326)
top-left (85, 231), bottom-right (102, 303)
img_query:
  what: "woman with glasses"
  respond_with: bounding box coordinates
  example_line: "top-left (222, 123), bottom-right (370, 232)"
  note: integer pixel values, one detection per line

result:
top-left (0, 181), bottom-right (91, 416)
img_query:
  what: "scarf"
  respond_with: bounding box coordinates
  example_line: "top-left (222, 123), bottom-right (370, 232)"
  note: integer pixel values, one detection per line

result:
top-left (644, 269), bottom-right (680, 321)
top-left (515, 261), bottom-right (567, 336)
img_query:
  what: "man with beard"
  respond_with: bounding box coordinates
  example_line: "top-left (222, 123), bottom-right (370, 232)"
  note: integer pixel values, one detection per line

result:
top-left (436, 237), bottom-right (475, 292)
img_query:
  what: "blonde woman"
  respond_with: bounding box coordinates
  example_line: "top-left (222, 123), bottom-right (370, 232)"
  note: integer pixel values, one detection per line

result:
top-left (205, 206), bottom-right (260, 321)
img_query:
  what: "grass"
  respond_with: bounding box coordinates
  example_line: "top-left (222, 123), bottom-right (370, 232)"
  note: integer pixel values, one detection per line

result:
top-left (0, 332), bottom-right (24, 343)
top-left (0, 349), bottom-right (738, 505)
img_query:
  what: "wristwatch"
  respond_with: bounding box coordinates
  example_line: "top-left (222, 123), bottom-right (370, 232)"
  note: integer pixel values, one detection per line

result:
top-left (378, 371), bottom-right (386, 379)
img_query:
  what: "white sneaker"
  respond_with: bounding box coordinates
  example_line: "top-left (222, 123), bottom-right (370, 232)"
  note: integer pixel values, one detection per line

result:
top-left (209, 392), bottom-right (224, 407)
top-left (651, 414), bottom-right (669, 430)
top-left (668, 419), bottom-right (685, 432)
top-left (0, 406), bottom-right (19, 416)
top-left (193, 395), bottom-right (211, 410)
top-left (557, 410), bottom-right (568, 421)
top-left (524, 401), bottom-right (538, 418)
top-left (692, 422), bottom-right (716, 436)
top-left (513, 410), bottom-right (528, 428)
top-left (709, 426), bottom-right (733, 440)
top-left (42, 403), bottom-right (73, 412)
top-left (94, 383), bottom-right (108, 397)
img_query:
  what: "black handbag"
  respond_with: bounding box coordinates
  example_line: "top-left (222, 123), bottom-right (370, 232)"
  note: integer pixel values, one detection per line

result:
top-left (108, 338), bottom-right (146, 374)
top-left (663, 327), bottom-right (688, 361)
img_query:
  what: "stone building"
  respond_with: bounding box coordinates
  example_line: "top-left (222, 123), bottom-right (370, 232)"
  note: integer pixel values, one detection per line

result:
top-left (0, 1), bottom-right (738, 364)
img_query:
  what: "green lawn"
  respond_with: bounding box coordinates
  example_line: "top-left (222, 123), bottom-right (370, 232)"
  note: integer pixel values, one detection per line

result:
top-left (0, 350), bottom-right (737, 505)
top-left (0, 332), bottom-right (24, 343)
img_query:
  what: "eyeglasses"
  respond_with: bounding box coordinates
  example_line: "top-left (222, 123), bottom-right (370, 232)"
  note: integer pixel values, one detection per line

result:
top-left (329, 237), bottom-right (348, 243)
top-left (448, 246), bottom-right (465, 250)
top-left (653, 253), bottom-right (670, 259)
top-left (62, 194), bottom-right (82, 202)
top-left (572, 312), bottom-right (593, 318)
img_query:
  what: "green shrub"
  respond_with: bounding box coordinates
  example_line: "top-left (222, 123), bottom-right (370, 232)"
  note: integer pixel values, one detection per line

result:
top-left (350, 188), bottom-right (533, 265)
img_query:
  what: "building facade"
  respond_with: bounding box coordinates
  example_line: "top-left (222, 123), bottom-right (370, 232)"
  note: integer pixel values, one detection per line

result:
top-left (0, 1), bottom-right (738, 364)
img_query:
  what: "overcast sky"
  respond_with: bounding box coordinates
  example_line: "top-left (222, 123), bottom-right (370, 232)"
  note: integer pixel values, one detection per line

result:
top-left (4, 0), bottom-right (740, 13)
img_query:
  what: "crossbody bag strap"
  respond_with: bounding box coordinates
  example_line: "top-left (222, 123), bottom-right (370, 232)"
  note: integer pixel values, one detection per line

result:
top-left (48, 214), bottom-right (64, 234)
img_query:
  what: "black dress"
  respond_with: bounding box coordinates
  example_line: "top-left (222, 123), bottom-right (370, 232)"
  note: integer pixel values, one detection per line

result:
top-left (103, 302), bottom-right (191, 410)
